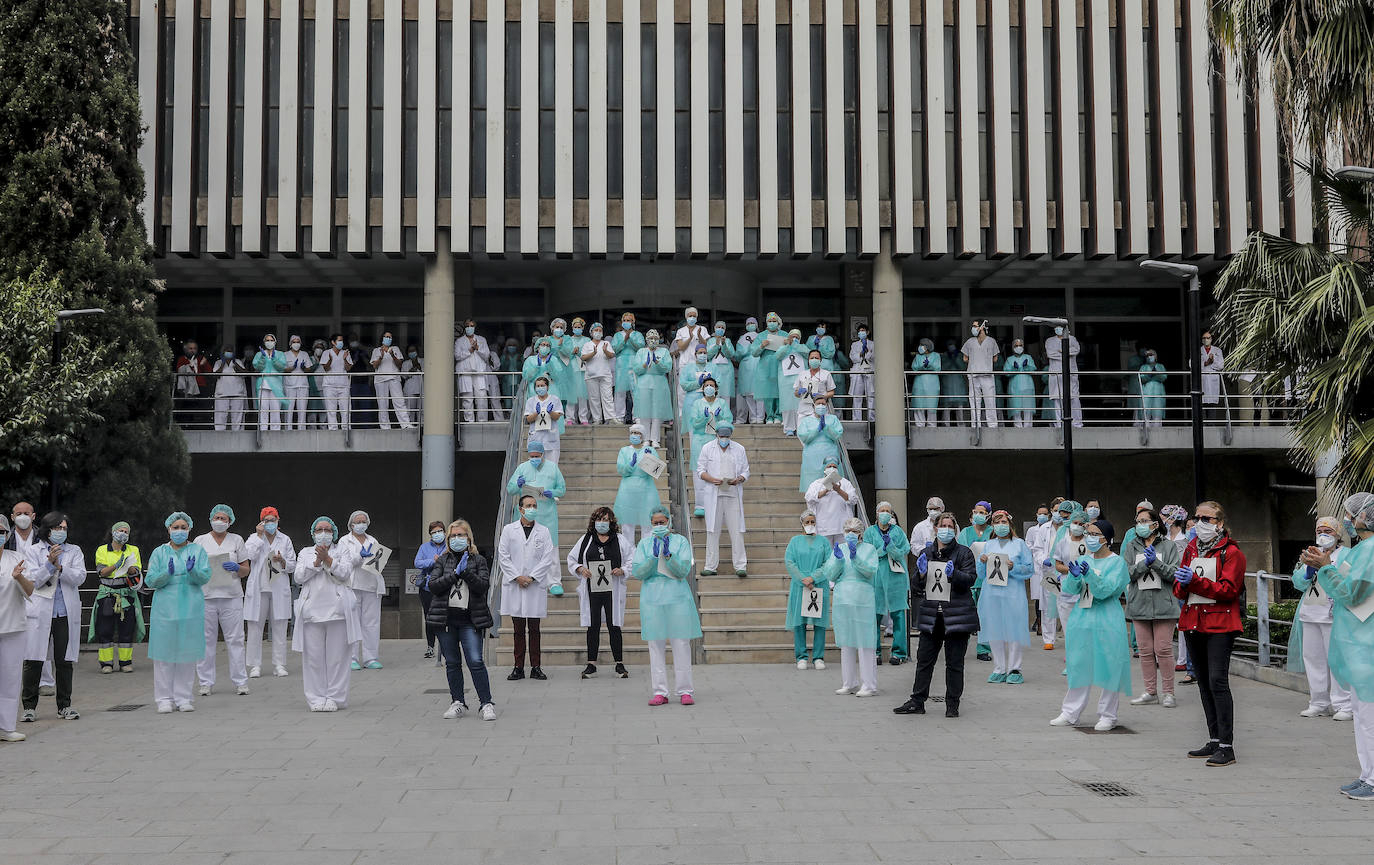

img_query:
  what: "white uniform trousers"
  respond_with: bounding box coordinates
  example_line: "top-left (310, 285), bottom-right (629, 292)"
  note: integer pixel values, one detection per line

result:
top-left (1301, 621), bottom-right (1354, 712)
top-left (704, 501), bottom-right (747, 572)
top-left (246, 592), bottom-right (290, 670)
top-left (301, 619), bottom-right (353, 709)
top-left (285, 383), bottom-right (310, 429)
top-left (257, 385), bottom-right (282, 430)
top-left (850, 374), bottom-right (874, 420)
top-left (375, 379), bottom-right (412, 428)
top-left (968, 375), bottom-right (999, 427)
top-left (648, 638), bottom-right (693, 697)
top-left (1049, 375), bottom-right (1084, 426)
top-left (638, 418), bottom-right (664, 447)
top-left (542, 441), bottom-right (562, 465)
top-left (565, 397), bottom-right (587, 425)
top-left (154, 661), bottom-right (196, 708)
top-left (1056, 594), bottom-right (1078, 648)
top-left (990, 640), bottom-right (1023, 675)
top-left (1062, 686), bottom-right (1120, 723)
top-left (1353, 698), bottom-right (1374, 785)
top-left (0, 631), bottom-right (25, 731)
top-left (323, 386), bottom-right (350, 430)
top-left (353, 590), bottom-right (382, 664)
top-left (614, 388), bottom-right (632, 420)
top-left (781, 409), bottom-right (798, 434)
top-left (459, 389), bottom-right (496, 423)
top-left (214, 395), bottom-right (246, 430)
top-left (745, 397), bottom-right (764, 424)
top-left (1041, 600), bottom-right (1059, 645)
top-left (586, 377), bottom-right (614, 423)
top-left (198, 597), bottom-right (248, 688)
top-left (840, 646), bottom-right (878, 692)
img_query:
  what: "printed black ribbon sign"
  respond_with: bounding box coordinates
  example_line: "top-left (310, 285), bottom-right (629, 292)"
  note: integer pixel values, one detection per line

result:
top-left (596, 564), bottom-right (610, 588)
top-left (990, 556), bottom-right (1004, 583)
top-left (806, 590), bottom-right (821, 612)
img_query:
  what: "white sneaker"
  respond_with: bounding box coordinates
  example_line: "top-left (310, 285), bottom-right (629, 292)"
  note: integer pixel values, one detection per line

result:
top-left (1094, 718), bottom-right (1117, 732)
top-left (835, 686), bottom-right (856, 695)
top-left (157, 702), bottom-right (174, 714)
top-left (443, 701), bottom-right (467, 720)
top-left (274, 666), bottom-right (289, 677)
top-left (197, 685), bottom-right (211, 697)
top-left (1130, 692), bottom-right (1158, 706)
top-left (236, 685), bottom-right (250, 696)
top-left (1300, 705), bottom-right (1331, 718)
top-left (310, 703), bottom-right (327, 712)
top-left (855, 688), bottom-right (879, 698)
top-left (813, 659), bottom-right (826, 670)
top-left (1049, 713), bottom-right (1077, 727)
top-left (0, 730), bottom-right (26, 742)
top-left (176, 703), bottom-right (195, 713)
top-left (796, 659), bottom-right (809, 670)
top-left (1333, 709), bottom-right (1355, 721)
top-left (1161, 693), bottom-right (1177, 708)
top-left (480, 703), bottom-right (497, 721)
top-left (322, 700), bottom-right (338, 712)
top-left (248, 666), bottom-right (262, 679)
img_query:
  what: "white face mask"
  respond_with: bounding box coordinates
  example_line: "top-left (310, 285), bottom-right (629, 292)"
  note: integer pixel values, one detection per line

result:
top-left (1315, 534), bottom-right (1338, 549)
top-left (314, 532), bottom-right (333, 546)
top-left (1194, 521), bottom-right (1219, 543)
top-left (803, 524), bottom-right (816, 535)
top-left (13, 515), bottom-right (31, 531)
top-left (352, 522), bottom-right (369, 535)
top-left (211, 519), bottom-right (230, 533)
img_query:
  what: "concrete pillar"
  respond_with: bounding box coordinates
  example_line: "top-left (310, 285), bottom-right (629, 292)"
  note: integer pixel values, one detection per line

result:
top-left (1314, 445), bottom-right (1340, 517)
top-left (872, 231), bottom-right (908, 525)
top-left (422, 236), bottom-right (457, 527)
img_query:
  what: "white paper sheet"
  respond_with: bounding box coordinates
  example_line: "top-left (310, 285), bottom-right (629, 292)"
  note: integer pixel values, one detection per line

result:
top-left (801, 586), bottom-right (824, 619)
top-left (924, 560), bottom-right (953, 602)
top-left (1187, 557), bottom-right (1217, 606)
top-left (586, 559), bottom-right (614, 593)
top-left (985, 552), bottom-right (1011, 587)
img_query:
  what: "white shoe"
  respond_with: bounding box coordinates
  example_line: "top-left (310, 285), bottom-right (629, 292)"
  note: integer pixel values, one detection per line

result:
top-left (1130, 692), bottom-right (1158, 706)
top-left (310, 703), bottom-right (327, 712)
top-left (835, 686), bottom-right (856, 695)
top-left (1161, 693), bottom-right (1177, 708)
top-left (1049, 713), bottom-right (1077, 727)
top-left (443, 701), bottom-right (467, 720)
top-left (176, 703), bottom-right (195, 713)
top-left (813, 659), bottom-right (826, 670)
top-left (0, 730), bottom-right (26, 742)
top-left (1333, 709), bottom-right (1355, 721)
top-left (248, 666), bottom-right (262, 679)
top-left (322, 699), bottom-right (338, 712)
top-left (38, 685), bottom-right (55, 697)
top-left (197, 685), bottom-right (211, 697)
top-left (1094, 718), bottom-right (1117, 732)
top-left (796, 659), bottom-right (810, 670)
top-left (855, 688), bottom-right (879, 698)
top-left (1300, 705), bottom-right (1332, 718)
top-left (236, 685), bottom-right (250, 696)
top-left (156, 702), bottom-right (174, 714)
top-left (480, 703), bottom-right (497, 721)
top-left (274, 666), bottom-right (289, 677)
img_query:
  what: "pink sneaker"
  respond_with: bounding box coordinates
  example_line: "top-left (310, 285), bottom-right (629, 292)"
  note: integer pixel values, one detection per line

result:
top-left (679, 694), bottom-right (695, 706)
top-left (648, 695), bottom-right (669, 706)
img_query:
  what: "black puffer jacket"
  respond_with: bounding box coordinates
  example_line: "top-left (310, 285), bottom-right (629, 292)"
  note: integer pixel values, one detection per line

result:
top-left (426, 550), bottom-right (493, 631)
top-left (911, 541), bottom-right (980, 634)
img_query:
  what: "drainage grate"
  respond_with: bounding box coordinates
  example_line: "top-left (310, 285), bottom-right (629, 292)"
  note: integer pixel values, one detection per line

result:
top-left (423, 688), bottom-right (448, 694)
top-left (106, 704), bottom-right (145, 713)
top-left (1076, 781), bottom-right (1137, 798)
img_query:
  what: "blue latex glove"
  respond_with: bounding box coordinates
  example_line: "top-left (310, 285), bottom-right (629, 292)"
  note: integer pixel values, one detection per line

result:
top-left (167, 558), bottom-right (176, 577)
top-left (916, 552), bottom-right (928, 574)
top-left (1068, 560), bottom-right (1086, 577)
top-left (185, 555), bottom-right (197, 572)
top-left (847, 539), bottom-right (858, 557)
top-left (222, 560), bottom-right (240, 573)
top-left (1174, 565), bottom-right (1194, 586)
top-left (516, 476), bottom-right (525, 488)
top-left (542, 490), bottom-right (554, 499)
top-left (360, 544), bottom-right (374, 559)
top-left (1143, 545), bottom-right (1157, 565)
top-left (1041, 558), bottom-right (1054, 570)
top-left (833, 544), bottom-right (844, 560)
top-left (1305, 565), bottom-right (1317, 581)
top-left (652, 539), bottom-right (662, 558)
top-left (818, 417), bottom-right (826, 429)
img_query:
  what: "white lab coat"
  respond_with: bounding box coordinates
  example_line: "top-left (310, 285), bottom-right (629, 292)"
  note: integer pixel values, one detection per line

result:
top-left (498, 521), bottom-right (559, 619)
top-left (695, 440), bottom-right (751, 532)
top-left (290, 544), bottom-right (362, 650)
top-left (805, 477), bottom-right (858, 537)
top-left (1025, 521), bottom-right (1056, 605)
top-left (23, 542), bottom-right (86, 663)
top-left (454, 334), bottom-right (494, 391)
top-left (243, 531), bottom-right (298, 623)
top-left (567, 532), bottom-right (635, 628)
top-left (336, 532), bottom-right (387, 594)
top-left (0, 549), bottom-right (31, 636)
top-left (1201, 345), bottom-right (1225, 404)
top-left (908, 517), bottom-right (936, 554)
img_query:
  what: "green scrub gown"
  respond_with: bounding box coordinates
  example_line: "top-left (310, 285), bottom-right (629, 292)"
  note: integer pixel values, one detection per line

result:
top-left (786, 533), bottom-right (834, 660)
top-left (1061, 554), bottom-right (1134, 696)
top-left (632, 533), bottom-right (702, 641)
top-left (145, 543), bottom-right (212, 664)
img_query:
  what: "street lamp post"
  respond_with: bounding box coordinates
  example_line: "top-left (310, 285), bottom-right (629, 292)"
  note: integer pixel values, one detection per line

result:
top-left (1140, 260), bottom-right (1204, 506)
top-left (1023, 315), bottom-right (1072, 500)
top-left (50, 308), bottom-right (107, 511)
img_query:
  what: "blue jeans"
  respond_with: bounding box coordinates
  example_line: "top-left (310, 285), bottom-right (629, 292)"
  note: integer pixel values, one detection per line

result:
top-left (437, 620), bottom-right (492, 707)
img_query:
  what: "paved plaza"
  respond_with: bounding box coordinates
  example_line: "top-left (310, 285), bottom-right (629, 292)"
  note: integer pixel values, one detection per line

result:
top-left (2, 639), bottom-right (1371, 865)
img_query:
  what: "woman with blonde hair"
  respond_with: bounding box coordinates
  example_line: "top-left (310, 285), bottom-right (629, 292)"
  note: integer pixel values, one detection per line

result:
top-left (427, 519), bottom-right (496, 721)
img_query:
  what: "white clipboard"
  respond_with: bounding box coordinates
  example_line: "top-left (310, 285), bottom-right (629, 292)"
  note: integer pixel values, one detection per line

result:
top-left (207, 552), bottom-right (237, 592)
top-left (1187, 557), bottom-right (1217, 605)
top-left (985, 552), bottom-right (1012, 587)
top-left (924, 560), bottom-right (953, 602)
top-left (1134, 553), bottom-right (1162, 590)
top-left (586, 559), bottom-right (614, 593)
top-left (801, 586), bottom-right (824, 619)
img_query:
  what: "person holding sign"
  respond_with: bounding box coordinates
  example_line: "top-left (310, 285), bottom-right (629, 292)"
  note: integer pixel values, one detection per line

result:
top-left (337, 509), bottom-right (389, 671)
top-left (632, 330), bottom-right (674, 447)
top-left (631, 507), bottom-right (701, 705)
top-left (696, 422), bottom-right (751, 577)
top-left (243, 507), bottom-right (297, 679)
top-left (1303, 493), bottom-right (1374, 799)
top-left (1289, 517), bottom-right (1353, 720)
top-left (426, 519), bottom-right (496, 721)
top-left (848, 323), bottom-right (875, 422)
top-left (523, 375), bottom-right (565, 465)
top-left (678, 344), bottom-right (714, 422)
top-left (829, 517), bottom-right (880, 697)
top-left (522, 337), bottom-right (565, 427)
top-left (612, 313), bottom-right (646, 423)
top-left (797, 395), bottom-right (844, 493)
top-left (975, 510), bottom-right (1033, 684)
top-left (568, 508), bottom-right (634, 680)
top-left (499, 495), bottom-right (560, 681)
top-left (805, 455), bottom-right (857, 545)
top-left (292, 516), bottom-right (361, 712)
top-left (506, 442), bottom-right (567, 566)
top-left (785, 510), bottom-right (833, 670)
top-left (959, 502), bottom-right (996, 663)
top-left (90, 521), bottom-right (145, 674)
top-left (689, 378), bottom-right (733, 519)
top-left (1171, 501), bottom-right (1247, 766)
top-left (0, 516), bottom-right (35, 740)
top-left (735, 317), bottom-right (762, 423)
top-left (865, 503), bottom-right (912, 666)
top-left (776, 330), bottom-right (809, 435)
top-left (748, 312), bottom-right (785, 423)
top-left (894, 513), bottom-right (978, 717)
top-left (614, 425), bottom-right (663, 548)
top-left (1050, 523), bottom-right (1132, 731)
top-left (145, 513), bottom-right (212, 713)
top-left (1123, 508), bottom-right (1182, 709)
top-left (194, 504), bottom-right (251, 697)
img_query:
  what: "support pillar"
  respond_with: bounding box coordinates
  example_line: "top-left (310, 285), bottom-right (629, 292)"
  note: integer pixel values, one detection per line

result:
top-left (1314, 445), bottom-right (1340, 517)
top-left (872, 231), bottom-right (908, 525)
top-left (422, 235), bottom-right (458, 526)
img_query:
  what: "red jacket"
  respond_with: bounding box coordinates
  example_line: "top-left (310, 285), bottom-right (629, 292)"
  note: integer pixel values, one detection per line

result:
top-left (1173, 535), bottom-right (1247, 634)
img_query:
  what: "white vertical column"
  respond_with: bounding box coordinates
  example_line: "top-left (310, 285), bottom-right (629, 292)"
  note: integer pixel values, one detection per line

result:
top-left (1326, 138), bottom-right (1347, 251)
top-left (243, 0), bottom-right (267, 253)
top-left (137, 0), bottom-right (162, 246)
top-left (857, 0), bottom-right (879, 255)
top-left (313, 0), bottom-right (337, 254)
top-left (588, 0), bottom-right (608, 254)
top-left (555, 0), bottom-right (573, 252)
top-left (823, 0), bottom-right (844, 256)
top-left (955, 0), bottom-right (980, 255)
top-left (724, 0), bottom-right (744, 254)
top-left (382, 0), bottom-right (403, 252)
top-left (1221, 56), bottom-right (1247, 254)
top-left (689, 0), bottom-right (708, 254)
top-left (170, 2), bottom-right (196, 253)
top-left (417, 0), bottom-right (437, 254)
top-left (889, 0), bottom-right (914, 255)
top-left (521, 0), bottom-right (539, 254)
top-left (451, 0), bottom-right (471, 253)
top-left (656, 0), bottom-right (675, 254)
top-left (1020, 0), bottom-right (1048, 255)
top-left (279, 0), bottom-right (301, 253)
top-left (206, 0), bottom-right (232, 254)
top-left (486, 6), bottom-right (506, 254)
top-left (791, 0), bottom-right (812, 255)
top-left (347, 0), bottom-right (369, 252)
top-left (1184, 0), bottom-right (1213, 256)
top-left (623, 0), bottom-right (641, 254)
top-left (1053, 0), bottom-right (1081, 255)
top-left (1256, 67), bottom-right (1281, 236)
top-left (1085, 0), bottom-right (1113, 256)
top-left (923, 0), bottom-right (947, 256)
top-left (1151, 0), bottom-right (1182, 255)
top-left (987, 0), bottom-right (1013, 255)
top-left (1291, 134), bottom-right (1314, 244)
top-left (757, 0), bottom-right (779, 255)
top-left (1119, 0), bottom-right (1147, 255)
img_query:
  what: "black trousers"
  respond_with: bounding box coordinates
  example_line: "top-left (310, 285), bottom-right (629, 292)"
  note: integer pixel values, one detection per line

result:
top-left (1184, 630), bottom-right (1237, 745)
top-left (22, 615), bottom-right (73, 711)
top-left (418, 588), bottom-right (437, 648)
top-left (909, 612), bottom-right (971, 708)
top-left (586, 590), bottom-right (623, 663)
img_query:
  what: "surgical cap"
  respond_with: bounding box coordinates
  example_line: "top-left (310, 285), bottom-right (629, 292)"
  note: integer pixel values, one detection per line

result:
top-left (716, 422), bottom-right (734, 435)
top-left (590, 322), bottom-right (604, 332)
top-left (926, 496), bottom-right (945, 510)
top-left (823, 455), bottom-right (840, 468)
top-left (1316, 516), bottom-right (1342, 533)
top-left (646, 329), bottom-right (661, 342)
top-left (919, 337), bottom-right (935, 352)
top-left (629, 422), bottom-right (646, 436)
top-left (842, 516), bottom-right (865, 534)
top-left (348, 510), bottom-right (370, 526)
top-left (1058, 499), bottom-right (1081, 514)
top-left (1346, 492), bottom-right (1374, 526)
top-left (571, 316), bottom-right (586, 327)
top-left (745, 316), bottom-right (758, 327)
top-left (535, 336), bottom-right (553, 348)
top-left (789, 329), bottom-right (802, 339)
top-left (766, 311), bottom-right (781, 323)
top-left (260, 506), bottom-right (279, 521)
top-left (311, 516), bottom-right (339, 543)
top-left (110, 520), bottom-right (130, 535)
top-left (550, 317), bottom-right (567, 329)
top-left (0, 515), bottom-right (10, 533)
top-left (800, 509), bottom-right (816, 524)
top-left (649, 505), bottom-right (671, 525)
top-left (165, 511), bottom-right (194, 529)
top-left (1069, 509), bottom-right (1089, 524)
top-left (1136, 499), bottom-right (1154, 511)
top-left (975, 500), bottom-right (992, 511)
top-left (209, 503), bottom-right (235, 524)
top-left (876, 500), bottom-right (895, 513)
top-left (527, 441), bottom-right (546, 454)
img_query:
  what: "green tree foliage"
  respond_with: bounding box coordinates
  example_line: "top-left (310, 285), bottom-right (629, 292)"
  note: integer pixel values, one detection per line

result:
top-left (0, 1), bottom-right (188, 542)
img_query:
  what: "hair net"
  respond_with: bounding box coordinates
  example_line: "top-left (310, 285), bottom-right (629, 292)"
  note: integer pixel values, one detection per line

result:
top-left (745, 316), bottom-right (758, 327)
top-left (645, 329), bottom-right (661, 343)
top-left (628, 422), bottom-right (646, 436)
top-left (649, 505), bottom-right (672, 525)
top-left (0, 515), bottom-right (10, 533)
top-left (823, 454), bottom-right (840, 467)
top-left (919, 337), bottom-right (935, 352)
top-left (1136, 499), bottom-right (1154, 511)
top-left (110, 521), bottom-right (130, 536)
top-left (571, 316), bottom-right (586, 327)
top-left (348, 510), bottom-right (371, 526)
top-left (1069, 509), bottom-right (1089, 524)
top-left (165, 511), bottom-right (194, 529)
top-left (1316, 516), bottom-right (1342, 533)
top-left (925, 496), bottom-right (945, 510)
top-left (526, 441), bottom-right (546, 454)
top-left (875, 500), bottom-right (895, 513)
top-left (311, 516), bottom-right (339, 543)
top-left (535, 336), bottom-right (553, 349)
top-left (974, 500), bottom-right (992, 511)
top-left (1058, 499), bottom-right (1081, 514)
top-left (716, 422), bottom-right (734, 435)
top-left (789, 329), bottom-right (802, 339)
top-left (842, 516), bottom-right (865, 534)
top-left (209, 503), bottom-right (235, 524)
top-left (259, 506), bottom-right (279, 521)
top-left (550, 317), bottom-right (567, 330)
top-left (590, 321), bottom-right (604, 332)
top-left (1346, 492), bottom-right (1374, 526)
top-left (800, 509), bottom-right (816, 524)
top-left (714, 321), bottom-right (727, 330)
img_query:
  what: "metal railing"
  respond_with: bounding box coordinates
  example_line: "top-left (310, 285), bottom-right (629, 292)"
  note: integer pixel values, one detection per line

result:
top-left (454, 370), bottom-right (522, 423)
top-left (668, 369), bottom-right (705, 663)
top-left (1244, 568), bottom-right (1295, 668)
top-left (484, 379), bottom-right (527, 641)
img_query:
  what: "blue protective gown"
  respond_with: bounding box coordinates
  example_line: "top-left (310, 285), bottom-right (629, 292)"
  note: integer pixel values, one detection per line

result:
top-left (613, 445), bottom-right (663, 527)
top-left (1138, 361), bottom-right (1167, 423)
top-left (689, 398), bottom-right (734, 480)
top-left (145, 542), bottom-right (212, 663)
top-left (1003, 354), bottom-right (1037, 414)
top-left (678, 358), bottom-right (715, 420)
top-left (750, 329), bottom-right (783, 402)
top-left (560, 334), bottom-right (589, 405)
top-left (777, 343), bottom-right (811, 414)
top-left (612, 330), bottom-right (646, 396)
top-left (252, 349), bottom-right (290, 414)
top-left (785, 534), bottom-right (834, 629)
top-left (705, 337), bottom-right (737, 398)
top-left (910, 351), bottom-right (942, 412)
top-left (631, 347), bottom-right (674, 420)
top-left (864, 524), bottom-right (911, 615)
top-left (506, 458), bottom-right (568, 539)
top-left (1061, 553), bottom-right (1133, 695)
top-left (975, 536), bottom-right (1034, 645)
top-left (522, 354), bottom-right (566, 433)
top-left (796, 413), bottom-right (844, 492)
top-left (1316, 535), bottom-right (1374, 701)
top-left (631, 533), bottom-right (703, 641)
top-left (826, 541), bottom-right (879, 649)
top-left (546, 335), bottom-right (578, 405)
top-left (735, 332), bottom-right (761, 397)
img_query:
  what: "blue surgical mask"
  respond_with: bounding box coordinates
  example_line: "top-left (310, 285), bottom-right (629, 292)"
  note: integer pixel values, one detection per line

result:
top-left (49, 530), bottom-right (67, 545)
top-left (858, 331), bottom-right (867, 340)
top-left (715, 327), bottom-right (725, 336)
top-left (815, 404), bottom-right (827, 416)
top-left (449, 536), bottom-right (469, 552)
top-left (538, 345), bottom-right (551, 356)
top-left (522, 507), bottom-right (538, 521)
top-left (652, 524), bottom-right (669, 538)
top-left (594, 521), bottom-right (611, 535)
top-left (535, 385), bottom-right (549, 397)
top-left (529, 456), bottom-right (543, 468)
top-left (223, 351), bottom-right (235, 360)
top-left (353, 522), bottom-right (369, 535)
top-left (1054, 326), bottom-right (1064, 337)
top-left (703, 385), bottom-right (716, 397)
top-left (1053, 514), bottom-right (1066, 525)
top-left (878, 512), bottom-right (893, 527)
top-left (809, 358), bottom-right (821, 369)
top-left (169, 529), bottom-right (188, 545)
top-left (1013, 346), bottom-right (1024, 354)
top-left (113, 530), bottom-right (129, 544)
top-left (918, 345), bottom-right (927, 354)
top-left (465, 326), bottom-right (476, 336)
top-left (766, 321), bottom-right (780, 332)
top-left (696, 353), bottom-right (707, 363)
top-left (334, 340), bottom-right (344, 349)
top-left (746, 323), bottom-right (757, 333)
top-left (382, 337), bottom-right (393, 346)
top-left (971, 513), bottom-right (987, 526)
top-left (409, 351), bottom-right (418, 359)
top-left (431, 531), bottom-right (445, 544)
top-left (993, 524), bottom-right (1010, 538)
top-left (0, 534), bottom-right (7, 547)
top-left (553, 327), bottom-right (565, 337)
top-left (816, 327), bottom-right (826, 336)
top-left (573, 327), bottom-right (583, 336)
top-left (622, 321), bottom-right (633, 330)
top-left (1084, 535), bottom-right (1104, 552)
top-left (1069, 524), bottom-right (1086, 537)
top-left (629, 434), bottom-right (643, 446)
top-left (1037, 514), bottom-right (1049, 525)
top-left (686, 316), bottom-right (697, 326)
top-left (936, 527), bottom-right (955, 543)
top-left (718, 437), bottom-right (731, 448)
top-left (844, 531), bottom-right (859, 543)
top-left (264, 521), bottom-right (277, 535)
top-left (1344, 518), bottom-right (1358, 538)
top-left (1086, 507), bottom-right (1100, 520)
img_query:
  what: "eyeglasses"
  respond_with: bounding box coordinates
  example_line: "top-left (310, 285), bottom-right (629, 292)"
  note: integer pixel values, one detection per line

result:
top-left (1193, 514), bottom-right (1219, 523)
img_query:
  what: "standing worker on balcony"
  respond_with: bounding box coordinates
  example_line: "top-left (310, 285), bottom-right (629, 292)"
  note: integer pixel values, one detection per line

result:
top-left (319, 334), bottom-right (353, 431)
top-left (252, 332), bottom-right (290, 431)
top-left (370, 331), bottom-right (413, 429)
top-left (454, 319), bottom-right (496, 423)
top-left (212, 345), bottom-right (249, 431)
top-left (848, 323), bottom-right (875, 422)
top-left (1200, 330), bottom-right (1225, 419)
top-left (1003, 339), bottom-right (1037, 428)
top-left (281, 335), bottom-right (314, 430)
top-left (961, 321), bottom-right (1001, 428)
top-left (1045, 324), bottom-right (1083, 428)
